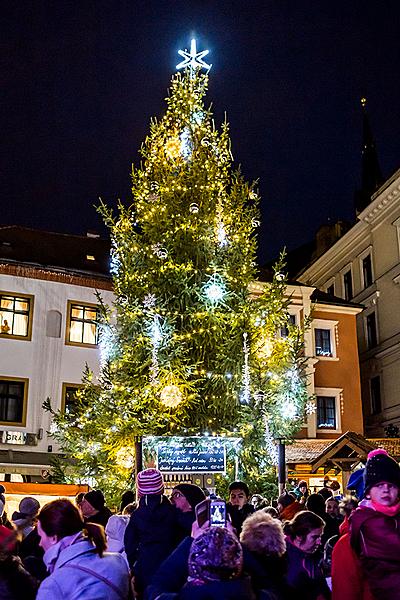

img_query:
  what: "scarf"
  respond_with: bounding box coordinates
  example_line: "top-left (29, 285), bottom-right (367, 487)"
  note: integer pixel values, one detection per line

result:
top-left (43, 531), bottom-right (84, 573)
top-left (371, 499), bottom-right (400, 516)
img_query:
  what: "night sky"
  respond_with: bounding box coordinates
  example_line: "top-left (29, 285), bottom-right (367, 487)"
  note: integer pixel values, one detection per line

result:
top-left (3, 1), bottom-right (400, 264)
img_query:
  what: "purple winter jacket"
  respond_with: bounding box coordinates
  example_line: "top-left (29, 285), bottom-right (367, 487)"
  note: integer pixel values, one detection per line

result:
top-left (350, 504), bottom-right (400, 600)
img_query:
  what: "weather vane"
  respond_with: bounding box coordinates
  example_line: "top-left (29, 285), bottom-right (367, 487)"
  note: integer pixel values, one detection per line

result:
top-left (176, 38), bottom-right (212, 75)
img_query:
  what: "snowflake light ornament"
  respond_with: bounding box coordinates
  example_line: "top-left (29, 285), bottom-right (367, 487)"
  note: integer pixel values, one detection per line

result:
top-left (176, 38), bottom-right (212, 74)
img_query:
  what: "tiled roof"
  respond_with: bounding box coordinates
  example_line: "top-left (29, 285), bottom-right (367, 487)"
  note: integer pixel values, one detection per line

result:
top-left (286, 440), bottom-right (332, 463)
top-left (369, 438), bottom-right (400, 460)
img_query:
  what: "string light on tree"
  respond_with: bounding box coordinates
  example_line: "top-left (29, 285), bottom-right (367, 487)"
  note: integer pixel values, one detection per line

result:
top-left (241, 332), bottom-right (251, 404)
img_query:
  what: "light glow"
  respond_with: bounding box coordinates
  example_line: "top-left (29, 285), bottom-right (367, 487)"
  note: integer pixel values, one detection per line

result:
top-left (176, 38), bottom-right (212, 73)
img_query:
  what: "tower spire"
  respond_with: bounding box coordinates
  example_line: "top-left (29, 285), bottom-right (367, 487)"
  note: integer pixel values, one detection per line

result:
top-left (354, 97), bottom-right (383, 215)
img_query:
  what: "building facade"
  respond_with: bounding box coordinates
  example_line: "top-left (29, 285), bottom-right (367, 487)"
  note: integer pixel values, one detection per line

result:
top-left (0, 226), bottom-right (364, 486)
top-left (0, 226), bottom-right (113, 481)
top-left (298, 168), bottom-right (400, 436)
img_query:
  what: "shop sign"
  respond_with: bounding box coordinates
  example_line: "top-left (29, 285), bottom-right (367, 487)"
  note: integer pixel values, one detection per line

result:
top-left (0, 431), bottom-right (27, 445)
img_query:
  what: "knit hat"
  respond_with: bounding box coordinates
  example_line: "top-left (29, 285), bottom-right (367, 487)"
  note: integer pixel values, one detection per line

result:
top-left (136, 468), bottom-right (164, 497)
top-left (364, 448), bottom-right (400, 494)
top-left (188, 527), bottom-right (243, 583)
top-left (12, 496), bottom-right (40, 523)
top-left (84, 490), bottom-right (105, 512)
top-left (0, 484), bottom-right (5, 516)
top-left (173, 484), bottom-right (206, 510)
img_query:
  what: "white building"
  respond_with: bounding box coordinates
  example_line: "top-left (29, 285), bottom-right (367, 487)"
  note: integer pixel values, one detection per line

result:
top-left (298, 167), bottom-right (400, 436)
top-left (0, 226), bottom-right (113, 481)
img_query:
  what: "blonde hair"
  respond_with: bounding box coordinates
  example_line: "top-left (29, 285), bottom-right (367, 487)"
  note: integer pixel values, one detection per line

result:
top-left (240, 511), bottom-right (286, 556)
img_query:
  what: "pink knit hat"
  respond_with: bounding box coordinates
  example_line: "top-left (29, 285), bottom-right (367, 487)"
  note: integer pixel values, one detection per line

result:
top-left (136, 468), bottom-right (164, 497)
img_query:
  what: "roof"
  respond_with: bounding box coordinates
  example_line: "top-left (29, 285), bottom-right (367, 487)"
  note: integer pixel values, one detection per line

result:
top-left (286, 432), bottom-right (400, 468)
top-left (311, 288), bottom-right (364, 310)
top-left (0, 225), bottom-right (111, 280)
top-left (369, 438), bottom-right (400, 461)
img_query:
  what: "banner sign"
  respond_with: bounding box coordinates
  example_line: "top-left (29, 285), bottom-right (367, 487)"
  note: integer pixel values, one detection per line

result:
top-left (157, 437), bottom-right (226, 473)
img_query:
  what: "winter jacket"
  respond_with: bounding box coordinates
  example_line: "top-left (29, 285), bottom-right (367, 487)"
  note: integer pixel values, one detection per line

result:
top-left (227, 503), bottom-right (255, 534)
top-left (0, 555), bottom-right (38, 600)
top-left (285, 538), bottom-right (330, 600)
top-left (350, 503), bottom-right (400, 599)
top-left (36, 537), bottom-right (130, 600)
top-left (17, 527), bottom-right (47, 581)
top-left (331, 532), bottom-right (373, 600)
top-left (174, 576), bottom-right (256, 600)
top-left (242, 549), bottom-right (288, 599)
top-left (124, 494), bottom-right (177, 595)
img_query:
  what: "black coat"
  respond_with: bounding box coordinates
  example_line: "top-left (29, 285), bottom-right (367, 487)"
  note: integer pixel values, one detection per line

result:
top-left (125, 494), bottom-right (177, 595)
top-left (177, 576), bottom-right (256, 600)
top-left (226, 503), bottom-right (254, 535)
top-left (85, 506), bottom-right (112, 528)
top-left (0, 555), bottom-right (38, 600)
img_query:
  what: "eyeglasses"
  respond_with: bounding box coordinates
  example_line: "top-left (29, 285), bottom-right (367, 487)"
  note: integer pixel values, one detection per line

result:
top-left (171, 491), bottom-right (183, 499)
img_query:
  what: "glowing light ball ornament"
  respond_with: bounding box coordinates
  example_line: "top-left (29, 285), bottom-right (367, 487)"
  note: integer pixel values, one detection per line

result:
top-left (165, 136), bottom-right (181, 160)
top-left (189, 203), bottom-right (199, 214)
top-left (160, 385), bottom-right (183, 408)
top-left (116, 447), bottom-right (135, 470)
top-left (203, 273), bottom-right (226, 305)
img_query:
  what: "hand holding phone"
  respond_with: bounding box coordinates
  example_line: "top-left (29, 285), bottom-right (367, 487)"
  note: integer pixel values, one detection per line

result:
top-left (209, 500), bottom-right (226, 527)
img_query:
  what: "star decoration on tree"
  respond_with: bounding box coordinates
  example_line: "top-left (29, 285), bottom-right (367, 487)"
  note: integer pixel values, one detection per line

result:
top-left (176, 38), bottom-right (212, 74)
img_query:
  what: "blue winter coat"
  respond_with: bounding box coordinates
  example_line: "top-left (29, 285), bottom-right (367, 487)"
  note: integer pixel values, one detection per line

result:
top-left (124, 494), bottom-right (177, 594)
top-left (36, 538), bottom-right (130, 600)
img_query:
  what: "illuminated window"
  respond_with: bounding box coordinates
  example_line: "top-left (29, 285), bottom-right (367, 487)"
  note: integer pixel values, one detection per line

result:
top-left (0, 293), bottom-right (33, 339)
top-left (315, 328), bottom-right (332, 357)
top-left (66, 302), bottom-right (99, 346)
top-left (0, 377), bottom-right (28, 425)
top-left (317, 396), bottom-right (336, 429)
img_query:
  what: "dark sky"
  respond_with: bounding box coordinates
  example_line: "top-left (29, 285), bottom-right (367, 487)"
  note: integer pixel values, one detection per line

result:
top-left (2, 1), bottom-right (400, 264)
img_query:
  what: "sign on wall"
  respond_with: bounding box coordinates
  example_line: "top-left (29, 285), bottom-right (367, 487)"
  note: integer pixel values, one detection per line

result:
top-left (0, 431), bottom-right (26, 445)
top-left (156, 437), bottom-right (226, 473)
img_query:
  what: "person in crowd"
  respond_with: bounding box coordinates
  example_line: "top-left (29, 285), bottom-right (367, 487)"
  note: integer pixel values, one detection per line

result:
top-left (332, 448), bottom-right (400, 600)
top-left (105, 512), bottom-right (130, 565)
top-left (347, 468), bottom-right (365, 500)
top-left (171, 483), bottom-right (206, 540)
top-left (263, 506), bottom-right (279, 519)
top-left (35, 498), bottom-right (130, 599)
top-left (123, 502), bottom-right (137, 516)
top-left (250, 494), bottom-right (265, 510)
top-left (338, 497), bottom-right (358, 535)
top-left (318, 487), bottom-right (333, 501)
top-left (226, 481), bottom-right (255, 534)
top-left (226, 481), bottom-right (254, 535)
top-left (124, 468), bottom-right (177, 598)
top-left (12, 496), bottom-right (46, 579)
top-left (120, 490), bottom-right (135, 513)
top-left (80, 489), bottom-right (112, 527)
top-left (1, 319), bottom-right (10, 334)
top-left (0, 485), bottom-right (12, 529)
top-left (293, 480), bottom-right (309, 503)
top-left (277, 490), bottom-right (301, 521)
top-left (240, 509), bottom-right (288, 598)
top-left (329, 481), bottom-right (341, 497)
top-left (284, 510), bottom-right (330, 599)
top-left (0, 524), bottom-right (38, 600)
top-left (306, 493), bottom-right (339, 546)
top-left (174, 526), bottom-right (255, 600)
top-left (325, 498), bottom-right (343, 524)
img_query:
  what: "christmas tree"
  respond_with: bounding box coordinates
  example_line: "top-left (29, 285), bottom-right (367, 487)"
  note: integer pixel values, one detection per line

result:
top-left (48, 41), bottom-right (309, 498)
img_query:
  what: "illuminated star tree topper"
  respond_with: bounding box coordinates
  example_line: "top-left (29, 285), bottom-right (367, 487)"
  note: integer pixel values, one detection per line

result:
top-left (176, 38), bottom-right (212, 74)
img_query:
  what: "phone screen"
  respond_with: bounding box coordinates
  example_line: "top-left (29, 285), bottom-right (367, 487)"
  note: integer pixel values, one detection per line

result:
top-left (209, 500), bottom-right (226, 527)
top-left (195, 499), bottom-right (210, 527)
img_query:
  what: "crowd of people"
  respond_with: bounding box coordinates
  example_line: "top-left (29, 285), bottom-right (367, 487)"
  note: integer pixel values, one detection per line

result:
top-left (0, 447), bottom-right (399, 599)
